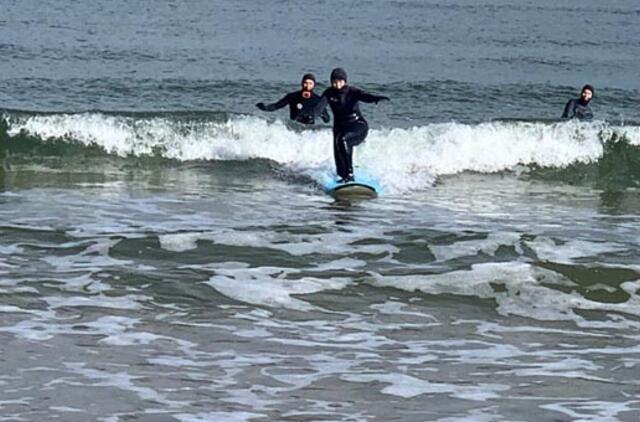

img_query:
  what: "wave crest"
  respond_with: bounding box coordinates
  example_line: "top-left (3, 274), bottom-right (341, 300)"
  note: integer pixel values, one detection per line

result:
top-left (3, 110), bottom-right (640, 192)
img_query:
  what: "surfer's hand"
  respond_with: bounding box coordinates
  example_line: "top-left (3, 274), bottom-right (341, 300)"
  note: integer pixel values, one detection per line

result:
top-left (376, 96), bottom-right (390, 103)
top-left (256, 102), bottom-right (266, 110)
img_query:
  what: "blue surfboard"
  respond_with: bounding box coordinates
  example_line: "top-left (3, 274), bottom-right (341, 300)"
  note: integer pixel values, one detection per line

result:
top-left (324, 175), bottom-right (381, 200)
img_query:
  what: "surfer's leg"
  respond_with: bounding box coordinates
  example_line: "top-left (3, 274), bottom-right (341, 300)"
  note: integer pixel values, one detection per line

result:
top-left (333, 130), bottom-right (349, 180)
top-left (339, 121), bottom-right (368, 180)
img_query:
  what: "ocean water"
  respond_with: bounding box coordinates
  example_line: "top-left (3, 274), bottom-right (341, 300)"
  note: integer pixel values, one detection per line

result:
top-left (1, 1), bottom-right (640, 421)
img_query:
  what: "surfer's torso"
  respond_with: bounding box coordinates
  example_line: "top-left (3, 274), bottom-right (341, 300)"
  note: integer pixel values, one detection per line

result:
top-left (562, 98), bottom-right (593, 121)
top-left (321, 86), bottom-right (385, 128)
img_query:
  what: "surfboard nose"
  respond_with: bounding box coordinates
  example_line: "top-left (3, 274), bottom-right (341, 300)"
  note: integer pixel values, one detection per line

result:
top-left (329, 182), bottom-right (378, 200)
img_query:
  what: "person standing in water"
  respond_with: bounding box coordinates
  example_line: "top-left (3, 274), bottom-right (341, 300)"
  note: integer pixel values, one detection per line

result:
top-left (314, 68), bottom-right (389, 183)
top-left (562, 84), bottom-right (594, 121)
top-left (255, 73), bottom-right (330, 125)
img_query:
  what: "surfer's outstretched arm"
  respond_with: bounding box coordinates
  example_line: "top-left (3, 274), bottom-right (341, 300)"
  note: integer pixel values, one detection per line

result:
top-left (354, 88), bottom-right (389, 104)
top-left (256, 94), bottom-right (291, 112)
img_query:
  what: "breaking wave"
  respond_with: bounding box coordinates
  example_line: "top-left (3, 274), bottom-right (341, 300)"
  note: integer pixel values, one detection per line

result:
top-left (2, 110), bottom-right (640, 192)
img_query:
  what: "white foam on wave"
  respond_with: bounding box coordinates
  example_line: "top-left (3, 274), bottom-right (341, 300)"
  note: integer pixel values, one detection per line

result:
top-left (0, 244), bottom-right (23, 255)
top-left (44, 294), bottom-right (148, 310)
top-left (525, 236), bottom-right (627, 263)
top-left (430, 231), bottom-right (522, 262)
top-left (8, 113), bottom-right (637, 194)
top-left (616, 125), bottom-right (640, 146)
top-left (158, 233), bottom-right (200, 252)
top-left (370, 300), bottom-right (439, 321)
top-left (369, 262), bottom-right (640, 324)
top-left (0, 314), bottom-right (130, 341)
top-left (174, 412), bottom-right (265, 422)
top-left (0, 313), bottom-right (182, 348)
top-left (159, 227), bottom-right (393, 257)
top-left (205, 266), bottom-right (351, 310)
top-left (48, 406), bottom-right (84, 413)
top-left (541, 400), bottom-right (636, 421)
top-left (41, 238), bottom-right (133, 272)
top-left (502, 356), bottom-right (608, 381)
top-left (64, 362), bottom-right (185, 409)
top-left (50, 273), bottom-right (112, 293)
top-left (341, 372), bottom-right (508, 400)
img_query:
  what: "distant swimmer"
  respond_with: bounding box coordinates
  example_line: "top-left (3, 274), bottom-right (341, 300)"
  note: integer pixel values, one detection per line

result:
top-left (256, 73), bottom-right (330, 125)
top-left (314, 68), bottom-right (389, 183)
top-left (562, 84), bottom-right (594, 121)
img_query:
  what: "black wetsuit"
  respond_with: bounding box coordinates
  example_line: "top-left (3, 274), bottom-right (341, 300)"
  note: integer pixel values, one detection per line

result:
top-left (562, 98), bottom-right (593, 121)
top-left (257, 91), bottom-right (330, 125)
top-left (314, 86), bottom-right (388, 180)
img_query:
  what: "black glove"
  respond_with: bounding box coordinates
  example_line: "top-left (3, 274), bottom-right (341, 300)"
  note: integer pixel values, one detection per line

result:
top-left (376, 96), bottom-right (390, 103)
top-left (256, 102), bottom-right (266, 111)
top-left (321, 114), bottom-right (330, 123)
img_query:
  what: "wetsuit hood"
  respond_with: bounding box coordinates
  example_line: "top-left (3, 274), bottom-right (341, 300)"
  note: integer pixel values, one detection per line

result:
top-left (581, 84), bottom-right (594, 104)
top-left (330, 68), bottom-right (348, 82)
top-left (301, 73), bottom-right (316, 84)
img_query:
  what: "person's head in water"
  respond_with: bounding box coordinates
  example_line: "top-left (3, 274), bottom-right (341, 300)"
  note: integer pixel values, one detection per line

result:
top-left (301, 73), bottom-right (316, 99)
top-left (330, 68), bottom-right (348, 90)
top-left (581, 84), bottom-right (594, 103)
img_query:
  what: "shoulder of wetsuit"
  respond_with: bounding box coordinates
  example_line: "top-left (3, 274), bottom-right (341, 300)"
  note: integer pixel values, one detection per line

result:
top-left (351, 86), bottom-right (375, 99)
top-left (565, 98), bottom-right (578, 109)
top-left (321, 88), bottom-right (339, 101)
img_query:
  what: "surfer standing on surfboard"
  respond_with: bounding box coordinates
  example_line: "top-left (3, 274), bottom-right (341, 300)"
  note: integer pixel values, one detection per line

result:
top-left (255, 73), bottom-right (330, 125)
top-left (314, 68), bottom-right (389, 183)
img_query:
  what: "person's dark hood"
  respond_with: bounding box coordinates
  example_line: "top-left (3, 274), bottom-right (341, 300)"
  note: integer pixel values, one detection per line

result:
top-left (301, 73), bottom-right (316, 84)
top-left (330, 68), bottom-right (347, 82)
top-left (580, 84), bottom-right (594, 104)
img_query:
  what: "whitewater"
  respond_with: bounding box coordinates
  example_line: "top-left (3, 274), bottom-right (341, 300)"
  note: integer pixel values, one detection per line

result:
top-left (5, 111), bottom-right (640, 193)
